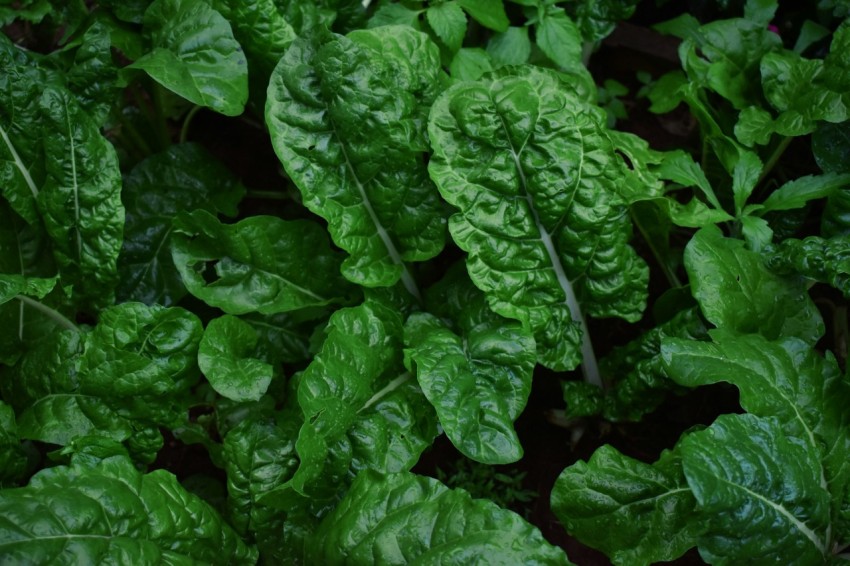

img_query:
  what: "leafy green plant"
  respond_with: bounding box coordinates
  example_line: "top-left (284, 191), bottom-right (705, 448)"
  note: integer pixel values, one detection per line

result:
top-left (1, 0), bottom-right (849, 564)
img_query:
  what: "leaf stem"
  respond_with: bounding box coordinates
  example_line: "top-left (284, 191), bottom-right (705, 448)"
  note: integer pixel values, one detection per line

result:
top-left (16, 295), bottom-right (79, 332)
top-left (756, 135), bottom-right (792, 189)
top-left (358, 372), bottom-right (412, 413)
top-left (179, 105), bottom-right (202, 144)
top-left (0, 123), bottom-right (38, 198)
top-left (113, 107), bottom-right (154, 157)
top-left (246, 189), bottom-right (287, 200)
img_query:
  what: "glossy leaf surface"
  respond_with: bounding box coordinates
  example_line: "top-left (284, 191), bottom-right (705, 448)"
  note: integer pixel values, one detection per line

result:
top-left (309, 471), bottom-right (573, 565)
top-left (266, 26), bottom-right (446, 290)
top-left (171, 210), bottom-right (353, 315)
top-left (199, 315), bottom-right (273, 402)
top-left (428, 65), bottom-right (649, 371)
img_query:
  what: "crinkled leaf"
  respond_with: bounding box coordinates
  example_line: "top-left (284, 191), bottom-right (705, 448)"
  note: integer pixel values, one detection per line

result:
top-left (428, 65), bottom-right (649, 371)
top-left (684, 226), bottom-right (823, 343)
top-left (551, 446), bottom-right (701, 566)
top-left (37, 86), bottom-right (124, 309)
top-left (0, 0), bottom-right (51, 25)
top-left (171, 210), bottom-right (353, 315)
top-left (241, 309), bottom-right (327, 365)
top-left (266, 27), bottom-right (446, 289)
top-left (0, 275), bottom-right (57, 305)
top-left (128, 0), bottom-right (248, 116)
top-left (663, 331), bottom-right (850, 523)
top-left (404, 310), bottom-right (535, 464)
top-left (222, 416), bottom-right (298, 537)
top-left (309, 470), bottom-right (572, 565)
top-left (59, 21), bottom-right (120, 126)
top-left (286, 302), bottom-right (437, 499)
top-left (199, 315), bottom-right (273, 402)
top-left (456, 0), bottom-right (508, 32)
top-left (572, 0), bottom-right (640, 43)
top-left (426, 2), bottom-right (466, 53)
top-left (813, 120), bottom-right (850, 174)
top-left (680, 414), bottom-right (830, 565)
top-left (0, 454), bottom-right (257, 563)
top-left (765, 235), bottom-right (850, 297)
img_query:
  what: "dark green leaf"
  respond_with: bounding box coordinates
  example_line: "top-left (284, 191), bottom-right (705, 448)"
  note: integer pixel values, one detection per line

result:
top-left (765, 235), bottom-right (850, 297)
top-left (171, 210), bottom-right (353, 314)
top-left (0, 454), bottom-right (258, 563)
top-left (199, 315), bottom-right (273, 402)
top-left (552, 446), bottom-right (701, 565)
top-left (309, 471), bottom-right (573, 565)
top-left (266, 27), bottom-right (446, 291)
top-left (118, 143), bottom-right (244, 306)
top-left (128, 0), bottom-right (248, 116)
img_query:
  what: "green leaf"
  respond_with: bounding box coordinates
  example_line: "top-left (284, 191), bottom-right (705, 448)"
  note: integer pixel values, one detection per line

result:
top-left (223, 416), bottom-right (298, 537)
top-left (37, 86), bottom-right (124, 309)
top-left (551, 446), bottom-right (701, 565)
top-left (0, 454), bottom-right (258, 563)
top-left (812, 120), bottom-right (850, 174)
top-left (368, 3), bottom-right (422, 29)
top-left (572, 0), bottom-right (640, 44)
top-left (486, 26), bottom-right (531, 66)
top-left (428, 65), bottom-right (649, 372)
top-left (766, 235), bottom-right (850, 297)
top-left (0, 401), bottom-right (28, 486)
top-left (536, 7), bottom-right (583, 71)
top-left (663, 331), bottom-right (850, 518)
top-left (58, 21), bottom-right (120, 126)
top-left (646, 70), bottom-right (687, 114)
top-left (731, 149), bottom-right (762, 215)
top-left (793, 20), bottom-right (831, 55)
top-left (199, 315), bottom-right (273, 402)
top-left (118, 143), bottom-right (245, 306)
top-left (684, 226), bottom-right (823, 344)
top-left (734, 106), bottom-right (775, 146)
top-left (655, 149), bottom-right (723, 210)
top-left (241, 309), bottom-right (327, 365)
top-left (171, 210), bottom-right (353, 315)
top-left (404, 309), bottom-right (535, 464)
top-left (309, 470), bottom-right (573, 565)
top-left (449, 47), bottom-right (493, 81)
top-left (756, 172), bottom-right (850, 214)
top-left (0, 0), bottom-right (50, 25)
top-left (743, 0), bottom-right (778, 24)
top-left (680, 414), bottom-right (830, 565)
top-left (0, 275), bottom-right (57, 305)
top-left (128, 0), bottom-right (248, 116)
top-left (740, 215), bottom-right (773, 252)
top-left (426, 2), bottom-right (467, 52)
top-left (287, 302), bottom-right (438, 499)
top-left (209, 0), bottom-right (296, 108)
top-left (266, 27), bottom-right (446, 291)
top-left (456, 0), bottom-right (509, 32)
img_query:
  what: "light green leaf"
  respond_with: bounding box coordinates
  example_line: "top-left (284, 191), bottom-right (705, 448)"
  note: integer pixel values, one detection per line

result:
top-left (426, 2), bottom-right (466, 52)
top-left (37, 86), bottom-right (124, 310)
top-left (199, 315), bottom-right (273, 402)
top-left (266, 27), bottom-right (446, 292)
top-left (309, 470), bottom-right (573, 565)
top-left (428, 65), bottom-right (649, 372)
top-left (367, 3), bottom-right (422, 29)
top-left (684, 226), bottom-right (823, 344)
top-left (734, 106), bottom-right (775, 146)
top-left (655, 149), bottom-right (723, 210)
top-left (0, 454), bottom-right (258, 563)
top-left (743, 0), bottom-right (778, 24)
top-left (456, 0), bottom-right (509, 32)
top-left (740, 215), bottom-right (772, 252)
top-left (171, 210), bottom-right (354, 315)
top-left (793, 20), bottom-right (831, 55)
top-left (552, 446), bottom-right (701, 566)
top-left (0, 275), bottom-right (57, 305)
top-left (536, 7), bottom-right (582, 71)
top-left (680, 414), bottom-right (830, 565)
top-left (486, 26), bottom-right (531, 66)
top-left (450, 47), bottom-right (493, 81)
top-left (756, 172), bottom-right (850, 214)
top-left (128, 0), bottom-right (248, 115)
top-left (118, 143), bottom-right (245, 306)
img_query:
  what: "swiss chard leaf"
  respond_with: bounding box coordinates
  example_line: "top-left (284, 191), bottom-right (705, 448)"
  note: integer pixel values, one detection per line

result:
top-left (128, 0), bottom-right (248, 116)
top-left (680, 414), bottom-right (831, 565)
top-left (266, 26), bottom-right (446, 294)
top-left (403, 266), bottom-right (536, 464)
top-left (0, 454), bottom-right (258, 563)
top-left (118, 143), bottom-right (245, 306)
top-left (765, 235), bottom-right (850, 297)
top-left (551, 446), bottom-right (701, 566)
top-left (309, 470), bottom-right (573, 565)
top-left (199, 315), bottom-right (274, 403)
top-left (0, 401), bottom-right (28, 486)
top-left (428, 65), bottom-right (649, 375)
top-left (171, 210), bottom-right (354, 315)
top-left (684, 226), bottom-right (823, 344)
